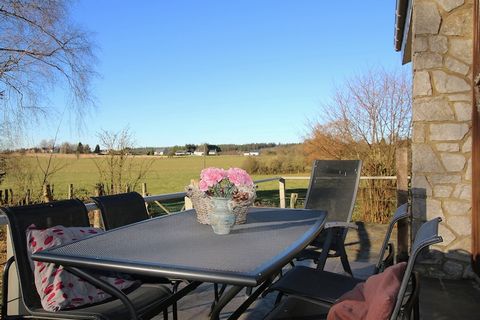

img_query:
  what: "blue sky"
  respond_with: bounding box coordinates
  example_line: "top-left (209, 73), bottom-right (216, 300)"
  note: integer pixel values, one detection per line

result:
top-left (30, 0), bottom-right (408, 148)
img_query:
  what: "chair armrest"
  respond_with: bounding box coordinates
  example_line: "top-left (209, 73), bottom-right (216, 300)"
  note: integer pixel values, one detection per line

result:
top-left (324, 222), bottom-right (358, 230)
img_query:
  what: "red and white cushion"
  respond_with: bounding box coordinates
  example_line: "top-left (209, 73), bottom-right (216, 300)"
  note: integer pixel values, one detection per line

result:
top-left (26, 225), bottom-right (138, 311)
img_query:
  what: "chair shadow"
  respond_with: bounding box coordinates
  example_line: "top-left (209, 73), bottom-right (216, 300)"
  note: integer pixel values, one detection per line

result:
top-left (344, 221), bottom-right (371, 263)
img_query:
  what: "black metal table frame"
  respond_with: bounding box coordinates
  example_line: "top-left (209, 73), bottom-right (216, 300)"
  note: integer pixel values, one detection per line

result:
top-left (32, 208), bottom-right (327, 320)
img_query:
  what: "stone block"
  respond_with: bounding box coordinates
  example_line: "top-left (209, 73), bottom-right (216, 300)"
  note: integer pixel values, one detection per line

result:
top-left (445, 56), bottom-right (470, 75)
top-left (420, 249), bottom-right (445, 265)
top-left (428, 35), bottom-right (448, 53)
top-left (442, 260), bottom-right (464, 278)
top-left (462, 135), bottom-right (472, 152)
top-left (412, 174), bottom-right (432, 196)
top-left (412, 144), bottom-right (444, 172)
top-left (448, 93), bottom-right (471, 101)
top-left (436, 143), bottom-right (459, 152)
top-left (453, 183), bottom-right (472, 200)
top-left (441, 9), bottom-right (473, 36)
top-left (463, 265), bottom-right (476, 279)
top-left (412, 123), bottom-right (426, 143)
top-left (465, 158), bottom-right (472, 181)
top-left (445, 250), bottom-right (470, 263)
top-left (439, 224), bottom-right (456, 247)
top-left (450, 38), bottom-right (473, 63)
top-left (447, 215), bottom-right (471, 236)
top-left (413, 97), bottom-right (453, 120)
top-left (440, 153), bottom-right (466, 171)
top-left (432, 70), bottom-right (471, 93)
top-left (444, 199), bottom-right (471, 216)
top-left (414, 52), bottom-right (443, 70)
top-left (413, 71), bottom-right (432, 96)
top-left (453, 101), bottom-right (471, 121)
top-left (414, 36), bottom-right (429, 52)
top-left (437, 0), bottom-right (465, 12)
top-left (433, 185), bottom-right (453, 197)
top-left (428, 174), bottom-right (462, 184)
top-left (414, 2), bottom-right (442, 34)
top-left (430, 123), bottom-right (469, 140)
top-left (447, 240), bottom-right (472, 254)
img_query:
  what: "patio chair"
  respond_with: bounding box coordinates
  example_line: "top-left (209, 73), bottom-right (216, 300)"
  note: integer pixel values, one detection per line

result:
top-left (0, 199), bottom-right (192, 320)
top-left (296, 160), bottom-right (362, 275)
top-left (264, 217), bottom-right (443, 320)
top-left (91, 192), bottom-right (187, 320)
top-left (265, 203), bottom-right (410, 305)
top-left (91, 191), bottom-right (149, 230)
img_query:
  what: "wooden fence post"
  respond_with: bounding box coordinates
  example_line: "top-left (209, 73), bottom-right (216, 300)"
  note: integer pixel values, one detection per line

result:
top-left (279, 178), bottom-right (286, 209)
top-left (290, 193), bottom-right (298, 208)
top-left (141, 182), bottom-right (149, 213)
top-left (93, 184), bottom-right (104, 228)
top-left (184, 196), bottom-right (193, 210)
top-left (68, 184), bottom-right (74, 199)
top-left (43, 184), bottom-right (53, 203)
top-left (25, 189), bottom-right (30, 205)
top-left (396, 147), bottom-right (409, 262)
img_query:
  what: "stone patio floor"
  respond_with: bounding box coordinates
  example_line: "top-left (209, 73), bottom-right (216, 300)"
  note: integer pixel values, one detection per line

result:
top-left (157, 224), bottom-right (480, 319)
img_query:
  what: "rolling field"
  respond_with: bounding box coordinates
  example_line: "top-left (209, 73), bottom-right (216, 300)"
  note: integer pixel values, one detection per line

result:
top-left (2, 154), bottom-right (310, 201)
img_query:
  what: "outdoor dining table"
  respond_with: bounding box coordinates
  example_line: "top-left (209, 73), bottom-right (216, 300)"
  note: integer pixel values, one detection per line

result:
top-left (32, 207), bottom-right (327, 320)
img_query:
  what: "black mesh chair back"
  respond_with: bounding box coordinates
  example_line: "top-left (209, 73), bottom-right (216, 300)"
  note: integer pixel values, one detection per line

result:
top-left (1, 199), bottom-right (90, 310)
top-left (375, 203), bottom-right (410, 272)
top-left (91, 192), bottom-right (149, 230)
top-left (390, 217), bottom-right (443, 319)
top-left (304, 160), bottom-right (362, 223)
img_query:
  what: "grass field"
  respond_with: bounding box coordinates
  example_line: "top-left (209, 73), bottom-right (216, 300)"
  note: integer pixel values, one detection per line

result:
top-left (2, 154), bottom-right (310, 203)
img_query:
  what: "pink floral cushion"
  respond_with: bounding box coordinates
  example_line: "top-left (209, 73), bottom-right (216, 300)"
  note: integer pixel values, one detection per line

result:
top-left (327, 262), bottom-right (407, 320)
top-left (26, 225), bottom-right (139, 311)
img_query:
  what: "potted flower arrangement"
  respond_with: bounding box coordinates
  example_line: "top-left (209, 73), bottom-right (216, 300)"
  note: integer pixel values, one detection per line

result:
top-left (186, 167), bottom-right (256, 234)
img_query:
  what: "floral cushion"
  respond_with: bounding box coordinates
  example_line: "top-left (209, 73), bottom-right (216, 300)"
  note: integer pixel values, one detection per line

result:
top-left (26, 225), bottom-right (139, 311)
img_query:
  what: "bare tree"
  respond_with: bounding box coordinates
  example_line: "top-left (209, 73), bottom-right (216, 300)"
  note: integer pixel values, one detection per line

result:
top-left (304, 67), bottom-right (412, 222)
top-left (94, 128), bottom-right (154, 194)
top-left (0, 0), bottom-right (97, 134)
top-left (305, 68), bottom-right (411, 173)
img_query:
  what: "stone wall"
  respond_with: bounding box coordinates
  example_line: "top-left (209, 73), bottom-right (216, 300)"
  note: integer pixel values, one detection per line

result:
top-left (411, 0), bottom-right (474, 279)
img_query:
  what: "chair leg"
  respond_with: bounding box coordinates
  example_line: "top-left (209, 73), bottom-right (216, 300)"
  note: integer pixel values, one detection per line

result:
top-left (274, 292), bottom-right (284, 306)
top-left (170, 280), bottom-right (180, 320)
top-left (2, 257), bottom-right (15, 320)
top-left (413, 296), bottom-right (420, 320)
top-left (163, 308), bottom-right (168, 320)
top-left (338, 243), bottom-right (353, 276)
top-left (316, 229), bottom-right (334, 270)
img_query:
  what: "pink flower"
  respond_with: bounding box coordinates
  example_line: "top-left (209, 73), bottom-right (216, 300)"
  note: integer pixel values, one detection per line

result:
top-left (200, 168), bottom-right (227, 187)
top-left (227, 168), bottom-right (253, 187)
top-left (198, 179), bottom-right (209, 192)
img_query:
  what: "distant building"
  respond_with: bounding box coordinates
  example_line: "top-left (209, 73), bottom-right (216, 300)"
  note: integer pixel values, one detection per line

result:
top-left (154, 148), bottom-right (167, 156)
top-left (193, 151), bottom-right (205, 156)
top-left (243, 151), bottom-right (260, 156)
top-left (174, 150), bottom-right (189, 156)
top-left (208, 150), bottom-right (217, 155)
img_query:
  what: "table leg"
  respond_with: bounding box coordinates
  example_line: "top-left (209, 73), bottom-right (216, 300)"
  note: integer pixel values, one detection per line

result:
top-left (210, 283), bottom-right (227, 314)
top-left (210, 285), bottom-right (243, 320)
top-left (210, 278), bottom-right (273, 320)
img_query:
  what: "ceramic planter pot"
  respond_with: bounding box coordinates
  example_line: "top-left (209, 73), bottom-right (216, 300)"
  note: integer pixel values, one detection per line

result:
top-left (208, 197), bottom-right (235, 235)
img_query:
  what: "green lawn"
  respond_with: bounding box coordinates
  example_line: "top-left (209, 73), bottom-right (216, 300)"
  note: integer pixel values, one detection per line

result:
top-left (2, 154), bottom-right (310, 202)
